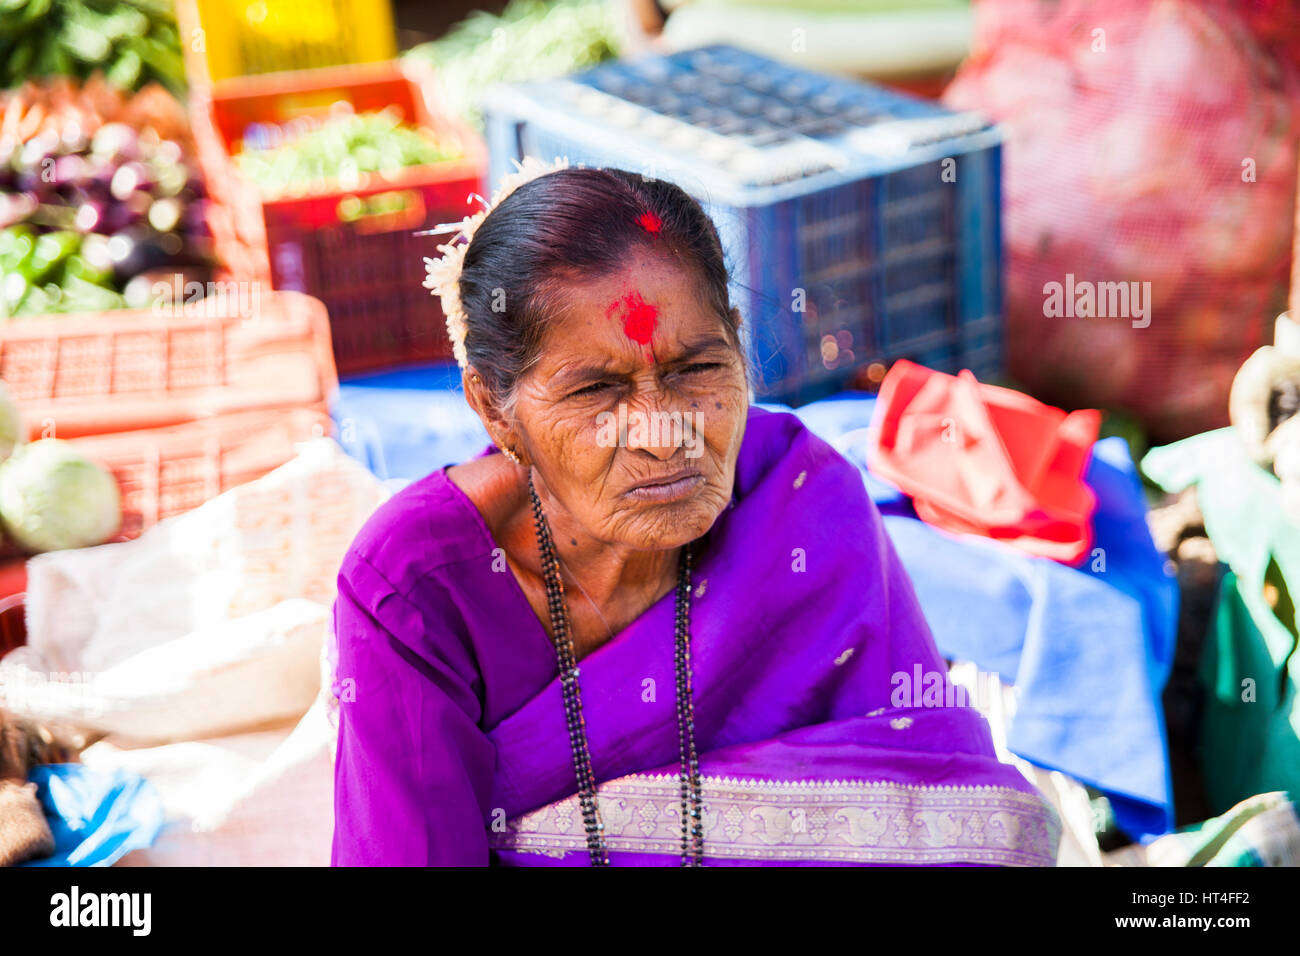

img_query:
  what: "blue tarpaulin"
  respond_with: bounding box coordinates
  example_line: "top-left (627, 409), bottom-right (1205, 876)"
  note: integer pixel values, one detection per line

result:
top-left (20, 764), bottom-right (164, 867)
top-left (767, 394), bottom-right (1177, 839)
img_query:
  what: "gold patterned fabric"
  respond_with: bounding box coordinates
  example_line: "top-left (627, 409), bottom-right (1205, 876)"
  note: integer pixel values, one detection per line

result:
top-left (491, 771), bottom-right (1061, 866)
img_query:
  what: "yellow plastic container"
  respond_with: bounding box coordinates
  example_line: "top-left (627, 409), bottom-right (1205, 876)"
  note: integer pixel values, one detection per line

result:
top-left (183, 0), bottom-right (397, 83)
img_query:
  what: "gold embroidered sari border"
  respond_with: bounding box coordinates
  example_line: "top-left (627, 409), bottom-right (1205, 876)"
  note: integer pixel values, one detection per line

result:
top-left (491, 772), bottom-right (1062, 866)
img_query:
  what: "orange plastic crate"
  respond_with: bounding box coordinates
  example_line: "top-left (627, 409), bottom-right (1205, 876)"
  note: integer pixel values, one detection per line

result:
top-left (70, 406), bottom-right (333, 541)
top-left (0, 291), bottom-right (337, 440)
top-left (193, 60), bottom-right (487, 374)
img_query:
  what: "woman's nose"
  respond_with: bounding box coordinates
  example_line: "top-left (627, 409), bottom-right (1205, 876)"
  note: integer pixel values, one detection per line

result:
top-left (624, 390), bottom-right (687, 461)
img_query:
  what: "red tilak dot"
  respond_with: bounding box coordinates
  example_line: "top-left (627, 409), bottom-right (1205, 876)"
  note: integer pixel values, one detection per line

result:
top-left (604, 290), bottom-right (659, 358)
top-left (636, 211), bottom-right (662, 234)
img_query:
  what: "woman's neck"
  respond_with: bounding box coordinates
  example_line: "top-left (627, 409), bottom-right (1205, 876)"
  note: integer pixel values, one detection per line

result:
top-left (447, 454), bottom-right (682, 645)
top-left (523, 469), bottom-right (679, 613)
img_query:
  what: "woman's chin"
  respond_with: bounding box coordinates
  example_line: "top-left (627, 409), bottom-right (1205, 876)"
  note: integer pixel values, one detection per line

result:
top-left (618, 492), bottom-right (729, 550)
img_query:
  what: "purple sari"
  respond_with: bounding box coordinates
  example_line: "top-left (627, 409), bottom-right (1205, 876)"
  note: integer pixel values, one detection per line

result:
top-left (329, 406), bottom-right (1060, 865)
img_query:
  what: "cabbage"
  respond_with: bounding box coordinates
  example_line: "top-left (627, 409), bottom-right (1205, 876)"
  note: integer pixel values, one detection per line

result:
top-left (0, 379), bottom-right (21, 464)
top-left (0, 439), bottom-right (121, 553)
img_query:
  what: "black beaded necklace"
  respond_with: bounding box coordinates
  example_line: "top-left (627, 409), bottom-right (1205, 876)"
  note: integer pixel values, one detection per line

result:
top-left (527, 473), bottom-right (704, 866)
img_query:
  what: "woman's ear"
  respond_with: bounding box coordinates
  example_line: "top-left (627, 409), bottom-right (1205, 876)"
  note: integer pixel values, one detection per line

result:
top-left (729, 306), bottom-right (743, 331)
top-left (461, 366), bottom-right (490, 419)
top-left (463, 367), bottom-right (524, 460)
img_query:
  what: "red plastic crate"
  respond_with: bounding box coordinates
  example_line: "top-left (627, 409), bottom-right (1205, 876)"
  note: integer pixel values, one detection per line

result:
top-left (0, 560), bottom-right (25, 603)
top-left (193, 60), bottom-right (487, 374)
top-left (70, 407), bottom-right (333, 541)
top-left (0, 557), bottom-right (24, 661)
top-left (0, 291), bottom-right (338, 440)
top-left (0, 591), bottom-right (24, 661)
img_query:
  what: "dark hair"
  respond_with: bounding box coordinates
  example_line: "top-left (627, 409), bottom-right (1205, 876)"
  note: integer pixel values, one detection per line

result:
top-left (456, 166), bottom-right (743, 408)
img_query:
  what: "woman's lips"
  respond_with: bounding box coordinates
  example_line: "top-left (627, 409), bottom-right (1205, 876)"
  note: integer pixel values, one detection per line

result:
top-left (624, 470), bottom-right (705, 503)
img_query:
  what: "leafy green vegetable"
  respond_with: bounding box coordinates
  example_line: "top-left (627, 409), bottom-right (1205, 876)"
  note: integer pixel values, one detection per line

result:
top-left (0, 0), bottom-right (186, 96)
top-left (234, 108), bottom-right (459, 199)
top-left (404, 0), bottom-right (622, 131)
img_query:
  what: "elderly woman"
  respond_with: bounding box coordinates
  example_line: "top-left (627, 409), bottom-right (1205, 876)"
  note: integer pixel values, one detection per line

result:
top-left (329, 162), bottom-right (1059, 866)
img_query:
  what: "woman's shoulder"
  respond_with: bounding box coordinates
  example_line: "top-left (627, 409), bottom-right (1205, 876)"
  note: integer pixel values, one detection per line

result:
top-left (340, 461), bottom-right (496, 600)
top-left (735, 404), bottom-right (866, 502)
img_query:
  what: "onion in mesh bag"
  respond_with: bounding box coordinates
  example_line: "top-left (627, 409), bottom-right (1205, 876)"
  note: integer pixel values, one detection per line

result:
top-left (944, 0), bottom-right (1300, 440)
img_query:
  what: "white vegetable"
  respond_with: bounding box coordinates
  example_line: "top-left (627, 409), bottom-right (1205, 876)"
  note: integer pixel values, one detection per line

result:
top-left (0, 439), bottom-right (121, 553)
top-left (661, 6), bottom-right (974, 78)
top-left (0, 379), bottom-right (21, 465)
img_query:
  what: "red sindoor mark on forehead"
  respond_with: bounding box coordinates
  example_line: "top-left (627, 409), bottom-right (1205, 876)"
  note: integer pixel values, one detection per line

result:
top-left (636, 210), bottom-right (662, 234)
top-left (604, 289), bottom-right (659, 362)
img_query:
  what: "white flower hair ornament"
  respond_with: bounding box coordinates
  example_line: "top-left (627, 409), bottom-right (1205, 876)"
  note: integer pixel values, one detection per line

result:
top-left (421, 156), bottom-right (571, 370)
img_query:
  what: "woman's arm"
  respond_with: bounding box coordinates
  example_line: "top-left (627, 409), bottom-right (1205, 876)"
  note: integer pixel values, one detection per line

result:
top-left (330, 554), bottom-right (496, 866)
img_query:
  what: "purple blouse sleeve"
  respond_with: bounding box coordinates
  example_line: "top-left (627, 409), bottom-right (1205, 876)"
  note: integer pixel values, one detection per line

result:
top-left (330, 551), bottom-right (496, 866)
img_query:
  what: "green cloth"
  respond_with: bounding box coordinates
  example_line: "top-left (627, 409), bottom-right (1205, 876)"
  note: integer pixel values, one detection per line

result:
top-left (1143, 428), bottom-right (1300, 814)
top-left (1141, 791), bottom-right (1299, 867)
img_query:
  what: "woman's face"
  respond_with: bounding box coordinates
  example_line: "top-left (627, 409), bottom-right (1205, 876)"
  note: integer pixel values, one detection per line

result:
top-left (507, 249), bottom-right (749, 551)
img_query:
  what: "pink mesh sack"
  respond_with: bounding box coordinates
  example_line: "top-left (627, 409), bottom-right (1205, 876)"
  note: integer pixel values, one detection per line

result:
top-left (944, 0), bottom-right (1300, 440)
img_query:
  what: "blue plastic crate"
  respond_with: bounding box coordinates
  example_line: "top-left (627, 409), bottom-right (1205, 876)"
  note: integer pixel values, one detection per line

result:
top-left (481, 45), bottom-right (1003, 404)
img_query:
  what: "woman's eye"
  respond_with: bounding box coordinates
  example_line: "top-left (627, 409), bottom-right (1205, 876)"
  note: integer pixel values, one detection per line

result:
top-left (682, 363), bottom-right (723, 375)
top-left (569, 382), bottom-right (613, 398)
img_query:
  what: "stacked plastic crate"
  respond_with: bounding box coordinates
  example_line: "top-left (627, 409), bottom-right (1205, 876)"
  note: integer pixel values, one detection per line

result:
top-left (0, 291), bottom-right (337, 544)
top-left (0, 2), bottom-right (406, 630)
top-left (175, 0), bottom-right (486, 374)
top-left (176, 0), bottom-right (399, 85)
top-left (191, 60), bottom-right (486, 374)
top-left (483, 45), bottom-right (1003, 405)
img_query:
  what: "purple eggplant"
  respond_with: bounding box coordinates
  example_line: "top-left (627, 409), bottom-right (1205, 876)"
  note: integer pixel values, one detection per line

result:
top-left (125, 189), bottom-right (151, 215)
top-left (110, 162), bottom-right (154, 202)
top-left (157, 231), bottom-right (184, 257)
top-left (50, 154), bottom-right (90, 202)
top-left (18, 131), bottom-right (61, 172)
top-left (102, 200), bottom-right (142, 234)
top-left (60, 122), bottom-right (89, 155)
top-left (51, 154), bottom-right (87, 187)
top-left (0, 139), bottom-right (19, 193)
top-left (107, 226), bottom-right (208, 282)
top-left (147, 198), bottom-right (182, 233)
top-left (123, 271), bottom-right (166, 310)
top-left (80, 232), bottom-right (114, 274)
top-left (91, 123), bottom-right (139, 163)
top-left (182, 172), bottom-right (207, 201)
top-left (107, 227), bottom-right (172, 280)
top-left (154, 140), bottom-right (184, 166)
top-left (123, 265), bottom-right (215, 311)
top-left (85, 156), bottom-right (118, 193)
top-left (152, 162), bottom-right (188, 198)
top-left (0, 192), bottom-right (38, 230)
top-left (15, 169), bottom-right (42, 194)
top-left (73, 200), bottom-right (106, 234)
